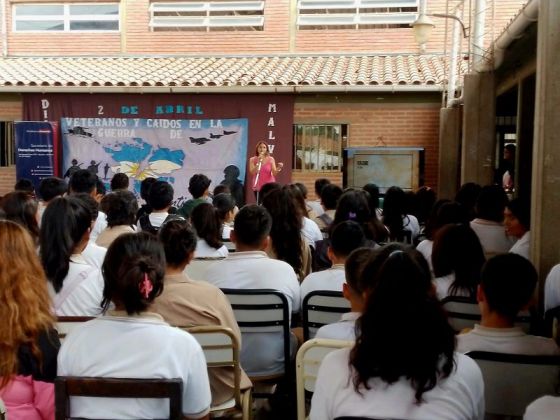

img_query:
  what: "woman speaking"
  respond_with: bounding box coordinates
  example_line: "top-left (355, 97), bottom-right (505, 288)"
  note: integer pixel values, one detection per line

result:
top-left (249, 141), bottom-right (283, 203)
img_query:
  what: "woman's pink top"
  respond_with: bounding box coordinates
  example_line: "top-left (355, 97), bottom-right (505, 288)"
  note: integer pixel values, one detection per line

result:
top-left (0, 375), bottom-right (54, 420)
top-left (251, 156), bottom-right (275, 191)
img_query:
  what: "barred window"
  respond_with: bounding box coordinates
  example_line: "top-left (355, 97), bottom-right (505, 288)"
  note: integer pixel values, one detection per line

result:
top-left (293, 124), bottom-right (345, 171)
top-left (149, 1), bottom-right (265, 32)
top-left (0, 122), bottom-right (16, 167)
top-left (12, 4), bottom-right (119, 32)
top-left (297, 0), bottom-right (418, 30)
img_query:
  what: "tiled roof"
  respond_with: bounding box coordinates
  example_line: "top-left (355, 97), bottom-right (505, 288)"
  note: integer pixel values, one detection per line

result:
top-left (0, 54), bottom-right (459, 91)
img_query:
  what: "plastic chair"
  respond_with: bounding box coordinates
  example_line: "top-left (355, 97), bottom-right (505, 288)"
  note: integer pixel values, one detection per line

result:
top-left (466, 351), bottom-right (560, 417)
top-left (302, 290), bottom-right (351, 341)
top-left (296, 338), bottom-right (353, 420)
top-left (185, 325), bottom-right (252, 420)
top-left (221, 288), bottom-right (291, 398)
top-left (54, 376), bottom-right (183, 420)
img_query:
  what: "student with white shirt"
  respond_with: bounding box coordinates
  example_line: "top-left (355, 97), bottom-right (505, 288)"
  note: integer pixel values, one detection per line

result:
top-left (301, 220), bottom-right (366, 307)
top-left (505, 198), bottom-right (530, 260)
top-left (212, 192), bottom-right (236, 241)
top-left (457, 253), bottom-right (559, 355)
top-left (138, 180), bottom-right (182, 233)
top-left (96, 190), bottom-right (138, 248)
top-left (310, 246), bottom-right (485, 420)
top-left (40, 196), bottom-right (103, 316)
top-left (191, 203), bottom-right (229, 258)
top-left (72, 193), bottom-right (107, 268)
top-left (58, 233), bottom-right (211, 419)
top-left (68, 169), bottom-right (107, 243)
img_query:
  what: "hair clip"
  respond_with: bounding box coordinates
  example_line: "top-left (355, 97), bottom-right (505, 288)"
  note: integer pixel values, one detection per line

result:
top-left (139, 273), bottom-right (153, 299)
top-left (389, 250), bottom-right (404, 258)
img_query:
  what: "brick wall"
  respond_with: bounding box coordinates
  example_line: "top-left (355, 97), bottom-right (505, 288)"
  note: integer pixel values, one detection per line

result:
top-left (293, 99), bottom-right (441, 196)
top-left (291, 170), bottom-right (343, 201)
top-left (3, 0), bottom-right (527, 56)
top-left (0, 166), bottom-right (17, 196)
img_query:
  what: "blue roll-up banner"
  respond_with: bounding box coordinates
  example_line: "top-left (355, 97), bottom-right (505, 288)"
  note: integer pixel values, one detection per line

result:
top-left (15, 121), bottom-right (59, 190)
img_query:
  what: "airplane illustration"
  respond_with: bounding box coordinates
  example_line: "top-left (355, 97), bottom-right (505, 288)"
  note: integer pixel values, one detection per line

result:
top-left (223, 130), bottom-right (237, 135)
top-left (209, 133), bottom-right (224, 139)
top-left (67, 126), bottom-right (93, 137)
top-left (190, 136), bottom-right (211, 145)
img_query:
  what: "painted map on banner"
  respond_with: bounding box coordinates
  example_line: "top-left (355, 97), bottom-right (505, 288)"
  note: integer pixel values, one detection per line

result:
top-left (61, 117), bottom-right (248, 205)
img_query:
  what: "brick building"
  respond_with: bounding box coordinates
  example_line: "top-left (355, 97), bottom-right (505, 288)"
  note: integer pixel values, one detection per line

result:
top-left (0, 0), bottom-right (527, 197)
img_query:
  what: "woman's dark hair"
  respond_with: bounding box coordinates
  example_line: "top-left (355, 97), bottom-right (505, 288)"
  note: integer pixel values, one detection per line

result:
top-left (191, 202), bottom-right (223, 250)
top-left (362, 183), bottom-right (380, 211)
top-left (475, 185), bottom-right (508, 223)
top-left (294, 182), bottom-right (308, 199)
top-left (213, 193), bottom-right (235, 224)
top-left (350, 245), bottom-right (455, 403)
top-left (40, 196), bottom-right (92, 293)
top-left (423, 200), bottom-right (468, 240)
top-left (332, 189), bottom-right (385, 242)
top-left (261, 186), bottom-right (304, 276)
top-left (1, 191), bottom-right (39, 242)
top-left (259, 182), bottom-right (281, 201)
top-left (101, 232), bottom-right (165, 315)
top-left (455, 182), bottom-right (482, 221)
top-left (213, 184), bottom-right (230, 197)
top-left (159, 219), bottom-right (197, 268)
top-left (287, 184), bottom-right (308, 218)
top-left (412, 186), bottom-right (437, 225)
top-left (382, 186), bottom-right (410, 239)
top-left (101, 190), bottom-right (139, 227)
top-left (432, 223), bottom-right (486, 298)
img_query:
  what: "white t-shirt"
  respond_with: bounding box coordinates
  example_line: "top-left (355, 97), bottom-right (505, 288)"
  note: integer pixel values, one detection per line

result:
top-left (310, 349), bottom-right (484, 420)
top-left (58, 312), bottom-right (211, 419)
top-left (300, 264), bottom-right (345, 308)
top-left (301, 217), bottom-right (323, 246)
top-left (433, 273), bottom-right (472, 301)
top-left (509, 231), bottom-right (530, 260)
top-left (194, 239), bottom-right (229, 258)
top-left (204, 250), bottom-right (300, 376)
top-left (416, 239), bottom-right (433, 272)
top-left (403, 214), bottom-right (421, 239)
top-left (315, 312), bottom-right (360, 341)
top-left (544, 264), bottom-right (560, 312)
top-left (470, 219), bottom-right (514, 258)
top-left (457, 325), bottom-right (560, 355)
top-left (307, 200), bottom-right (324, 217)
top-left (524, 395), bottom-right (560, 420)
top-left (137, 212), bottom-right (169, 231)
top-left (89, 210), bottom-right (108, 243)
top-left (49, 254), bottom-right (104, 316)
top-left (82, 242), bottom-right (107, 268)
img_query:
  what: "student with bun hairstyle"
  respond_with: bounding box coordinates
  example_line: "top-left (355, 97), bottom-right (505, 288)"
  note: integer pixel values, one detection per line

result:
top-left (58, 233), bottom-right (212, 419)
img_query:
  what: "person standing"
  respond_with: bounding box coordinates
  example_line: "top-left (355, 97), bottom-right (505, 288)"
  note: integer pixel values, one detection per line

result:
top-left (249, 141), bottom-right (283, 203)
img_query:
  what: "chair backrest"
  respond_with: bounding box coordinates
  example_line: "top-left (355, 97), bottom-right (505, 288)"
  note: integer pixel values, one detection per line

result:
top-left (56, 316), bottom-right (95, 341)
top-left (184, 326), bottom-right (242, 407)
top-left (221, 288), bottom-right (291, 378)
top-left (55, 376), bottom-right (183, 420)
top-left (302, 290), bottom-right (351, 341)
top-left (184, 257), bottom-right (224, 280)
top-left (296, 338), bottom-right (353, 420)
top-left (441, 296), bottom-right (532, 333)
top-left (466, 351), bottom-right (560, 417)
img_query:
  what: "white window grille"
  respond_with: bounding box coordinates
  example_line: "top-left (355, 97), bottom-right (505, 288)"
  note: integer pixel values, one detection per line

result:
top-left (297, 0), bottom-right (418, 29)
top-left (293, 124), bottom-right (345, 171)
top-left (149, 1), bottom-right (265, 32)
top-left (12, 3), bottom-right (119, 32)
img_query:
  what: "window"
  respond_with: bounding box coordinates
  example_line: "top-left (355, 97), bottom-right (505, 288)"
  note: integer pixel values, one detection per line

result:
top-left (12, 4), bottom-right (119, 32)
top-left (293, 124), bottom-right (345, 171)
top-left (0, 122), bottom-right (15, 167)
top-left (297, 0), bottom-right (418, 30)
top-left (149, 1), bottom-right (265, 32)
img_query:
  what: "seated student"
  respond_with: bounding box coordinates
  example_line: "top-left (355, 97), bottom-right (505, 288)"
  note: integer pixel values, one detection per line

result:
top-left (309, 246), bottom-right (485, 420)
top-left (505, 198), bottom-right (530, 260)
top-left (72, 193), bottom-right (107, 269)
top-left (301, 221), bottom-right (365, 307)
top-left (178, 174), bottom-right (212, 219)
top-left (1, 190), bottom-right (40, 245)
top-left (0, 221), bottom-right (60, 420)
top-left (213, 193), bottom-right (236, 241)
top-left (524, 395), bottom-right (560, 420)
top-left (136, 177), bottom-right (157, 222)
top-left (457, 253), bottom-right (559, 355)
top-left (308, 178), bottom-right (330, 218)
top-left (151, 220), bottom-right (251, 406)
top-left (40, 196), bottom-right (104, 316)
top-left (138, 180), bottom-right (182, 233)
top-left (288, 184), bottom-right (323, 247)
top-left (69, 170), bottom-right (107, 243)
top-left (315, 247), bottom-right (374, 341)
top-left (544, 263), bottom-right (560, 312)
top-left (110, 172), bottom-right (129, 192)
top-left (58, 233), bottom-right (211, 419)
top-left (191, 203), bottom-right (228, 258)
top-left (37, 176), bottom-right (67, 223)
top-left (313, 183), bottom-right (343, 234)
top-left (204, 205), bottom-right (300, 377)
top-left (96, 190), bottom-right (138, 248)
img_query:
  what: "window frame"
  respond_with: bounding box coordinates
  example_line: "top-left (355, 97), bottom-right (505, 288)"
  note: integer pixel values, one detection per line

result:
top-left (293, 124), bottom-right (345, 172)
top-left (12, 3), bottom-right (120, 33)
